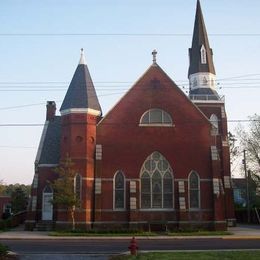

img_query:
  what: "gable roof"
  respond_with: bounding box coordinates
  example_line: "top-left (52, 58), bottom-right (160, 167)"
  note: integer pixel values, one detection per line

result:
top-left (60, 50), bottom-right (102, 114)
top-left (188, 0), bottom-right (215, 76)
top-left (99, 62), bottom-right (211, 126)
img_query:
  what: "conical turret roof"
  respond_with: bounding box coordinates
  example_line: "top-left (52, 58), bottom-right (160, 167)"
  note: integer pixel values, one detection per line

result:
top-left (60, 49), bottom-right (102, 115)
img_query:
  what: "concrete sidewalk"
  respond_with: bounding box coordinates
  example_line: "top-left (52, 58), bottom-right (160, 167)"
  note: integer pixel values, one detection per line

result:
top-left (0, 224), bottom-right (260, 240)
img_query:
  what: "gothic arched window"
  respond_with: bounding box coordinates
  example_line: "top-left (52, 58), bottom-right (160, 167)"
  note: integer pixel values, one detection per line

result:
top-left (200, 45), bottom-right (207, 64)
top-left (74, 174), bottom-right (82, 203)
top-left (210, 114), bottom-right (219, 135)
top-left (140, 152), bottom-right (173, 209)
top-left (114, 171), bottom-right (125, 209)
top-left (140, 109), bottom-right (173, 126)
top-left (189, 171), bottom-right (200, 209)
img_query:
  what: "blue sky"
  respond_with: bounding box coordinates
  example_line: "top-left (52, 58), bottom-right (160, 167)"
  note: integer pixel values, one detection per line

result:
top-left (0, 0), bottom-right (260, 184)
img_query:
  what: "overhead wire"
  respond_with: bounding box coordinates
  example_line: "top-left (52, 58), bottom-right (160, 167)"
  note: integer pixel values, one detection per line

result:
top-left (1, 33), bottom-right (260, 37)
top-left (0, 119), bottom-right (259, 128)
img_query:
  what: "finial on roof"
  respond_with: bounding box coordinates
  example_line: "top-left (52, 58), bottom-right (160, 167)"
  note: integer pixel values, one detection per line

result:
top-left (79, 48), bottom-right (86, 65)
top-left (152, 49), bottom-right (157, 65)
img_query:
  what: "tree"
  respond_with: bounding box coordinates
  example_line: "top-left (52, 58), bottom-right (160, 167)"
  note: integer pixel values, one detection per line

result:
top-left (0, 180), bottom-right (5, 195)
top-left (236, 114), bottom-right (260, 189)
top-left (228, 131), bottom-right (240, 175)
top-left (11, 186), bottom-right (28, 213)
top-left (5, 184), bottom-right (30, 197)
top-left (50, 156), bottom-right (79, 231)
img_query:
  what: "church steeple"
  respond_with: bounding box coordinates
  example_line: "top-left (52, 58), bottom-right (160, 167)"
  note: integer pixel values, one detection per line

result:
top-left (60, 49), bottom-right (102, 116)
top-left (188, 0), bottom-right (217, 98)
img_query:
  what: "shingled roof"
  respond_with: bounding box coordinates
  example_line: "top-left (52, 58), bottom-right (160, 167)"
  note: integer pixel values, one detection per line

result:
top-left (60, 49), bottom-right (102, 114)
top-left (188, 0), bottom-right (215, 77)
top-left (37, 116), bottom-right (61, 165)
top-left (189, 87), bottom-right (219, 100)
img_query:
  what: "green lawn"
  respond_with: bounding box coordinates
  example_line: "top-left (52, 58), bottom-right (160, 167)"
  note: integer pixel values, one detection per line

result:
top-left (110, 251), bottom-right (260, 260)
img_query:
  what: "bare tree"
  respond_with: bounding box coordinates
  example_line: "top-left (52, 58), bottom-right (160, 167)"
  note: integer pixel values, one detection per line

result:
top-left (236, 114), bottom-right (260, 186)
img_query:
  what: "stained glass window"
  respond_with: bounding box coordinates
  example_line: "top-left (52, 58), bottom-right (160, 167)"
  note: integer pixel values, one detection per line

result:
top-left (114, 171), bottom-right (125, 209)
top-left (141, 152), bottom-right (173, 209)
top-left (189, 171), bottom-right (200, 209)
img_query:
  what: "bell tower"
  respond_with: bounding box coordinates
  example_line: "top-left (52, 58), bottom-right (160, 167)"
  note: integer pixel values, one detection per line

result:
top-left (59, 49), bottom-right (102, 229)
top-left (188, 0), bottom-right (235, 228)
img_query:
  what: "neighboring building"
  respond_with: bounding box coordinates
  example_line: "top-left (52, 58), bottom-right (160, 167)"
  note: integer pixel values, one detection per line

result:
top-left (232, 178), bottom-right (257, 207)
top-left (0, 196), bottom-right (11, 219)
top-left (26, 0), bottom-right (235, 231)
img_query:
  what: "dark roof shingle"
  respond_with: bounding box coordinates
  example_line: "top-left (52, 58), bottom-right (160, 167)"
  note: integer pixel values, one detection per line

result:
top-left (38, 116), bottom-right (61, 165)
top-left (188, 0), bottom-right (215, 76)
top-left (60, 63), bottom-right (101, 113)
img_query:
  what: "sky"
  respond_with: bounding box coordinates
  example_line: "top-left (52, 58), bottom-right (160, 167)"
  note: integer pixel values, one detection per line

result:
top-left (0, 0), bottom-right (260, 184)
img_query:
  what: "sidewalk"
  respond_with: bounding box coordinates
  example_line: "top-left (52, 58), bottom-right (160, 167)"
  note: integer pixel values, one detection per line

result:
top-left (0, 224), bottom-right (260, 240)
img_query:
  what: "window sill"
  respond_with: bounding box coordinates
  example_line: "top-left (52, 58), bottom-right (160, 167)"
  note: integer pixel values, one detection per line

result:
top-left (139, 124), bottom-right (175, 127)
top-left (139, 208), bottom-right (175, 212)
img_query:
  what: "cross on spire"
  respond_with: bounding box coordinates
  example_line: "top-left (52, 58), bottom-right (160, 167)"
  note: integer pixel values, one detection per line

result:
top-left (152, 49), bottom-right (157, 65)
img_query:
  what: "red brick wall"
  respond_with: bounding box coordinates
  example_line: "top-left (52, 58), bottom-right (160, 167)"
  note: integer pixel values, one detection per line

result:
top-left (0, 196), bottom-right (11, 218)
top-left (96, 65), bottom-right (215, 224)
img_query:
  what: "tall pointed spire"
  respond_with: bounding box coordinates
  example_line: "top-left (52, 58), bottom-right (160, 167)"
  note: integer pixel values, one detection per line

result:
top-left (188, 0), bottom-right (215, 76)
top-left (188, 0), bottom-right (218, 99)
top-left (60, 49), bottom-right (102, 116)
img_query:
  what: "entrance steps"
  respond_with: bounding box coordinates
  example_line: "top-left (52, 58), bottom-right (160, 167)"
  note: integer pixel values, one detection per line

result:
top-left (34, 220), bottom-right (54, 231)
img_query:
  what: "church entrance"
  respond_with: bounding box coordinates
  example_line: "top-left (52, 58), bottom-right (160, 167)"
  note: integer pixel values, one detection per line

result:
top-left (42, 185), bottom-right (53, 220)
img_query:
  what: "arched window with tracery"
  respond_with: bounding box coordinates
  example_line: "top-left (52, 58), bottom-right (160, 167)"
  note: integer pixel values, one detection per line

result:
top-left (189, 171), bottom-right (200, 209)
top-left (140, 151), bottom-right (173, 209)
top-left (114, 171), bottom-right (125, 209)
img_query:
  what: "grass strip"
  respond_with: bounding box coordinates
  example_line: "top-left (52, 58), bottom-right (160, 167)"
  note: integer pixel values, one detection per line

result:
top-left (110, 251), bottom-right (260, 260)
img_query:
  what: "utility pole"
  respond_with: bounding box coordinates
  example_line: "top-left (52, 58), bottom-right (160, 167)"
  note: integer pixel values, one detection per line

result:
top-left (243, 149), bottom-right (250, 223)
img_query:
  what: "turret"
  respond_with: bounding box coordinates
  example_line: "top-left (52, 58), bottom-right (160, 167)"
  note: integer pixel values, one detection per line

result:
top-left (58, 49), bottom-right (101, 228)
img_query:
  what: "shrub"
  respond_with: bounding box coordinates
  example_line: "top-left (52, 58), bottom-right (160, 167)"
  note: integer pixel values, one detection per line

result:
top-left (0, 243), bottom-right (8, 256)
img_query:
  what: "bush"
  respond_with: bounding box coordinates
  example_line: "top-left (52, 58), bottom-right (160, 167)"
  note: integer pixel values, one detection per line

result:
top-left (0, 243), bottom-right (8, 256)
top-left (0, 218), bottom-right (12, 230)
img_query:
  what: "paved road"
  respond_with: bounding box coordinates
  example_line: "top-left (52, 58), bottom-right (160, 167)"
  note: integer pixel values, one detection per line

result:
top-left (1, 238), bottom-right (260, 255)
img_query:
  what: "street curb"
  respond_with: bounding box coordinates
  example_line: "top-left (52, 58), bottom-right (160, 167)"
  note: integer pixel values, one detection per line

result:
top-left (1, 235), bottom-right (260, 240)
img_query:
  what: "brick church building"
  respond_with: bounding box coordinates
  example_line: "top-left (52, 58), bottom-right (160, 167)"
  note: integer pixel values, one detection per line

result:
top-left (26, 0), bottom-right (235, 231)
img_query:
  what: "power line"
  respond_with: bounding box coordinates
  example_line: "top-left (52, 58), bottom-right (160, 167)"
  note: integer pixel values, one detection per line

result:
top-left (0, 119), bottom-right (258, 127)
top-left (1, 33), bottom-right (260, 37)
top-left (0, 146), bottom-right (36, 149)
top-left (0, 92), bottom-right (127, 111)
top-left (0, 124), bottom-right (44, 127)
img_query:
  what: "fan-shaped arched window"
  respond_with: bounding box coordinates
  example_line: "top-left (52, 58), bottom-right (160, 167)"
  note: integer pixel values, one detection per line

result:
top-left (140, 151), bottom-right (173, 209)
top-left (114, 171), bottom-right (125, 209)
top-left (140, 109), bottom-right (173, 126)
top-left (189, 171), bottom-right (200, 209)
top-left (210, 114), bottom-right (219, 135)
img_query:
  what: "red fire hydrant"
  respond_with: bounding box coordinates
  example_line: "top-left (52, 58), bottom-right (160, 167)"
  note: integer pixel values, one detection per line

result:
top-left (128, 236), bottom-right (138, 256)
